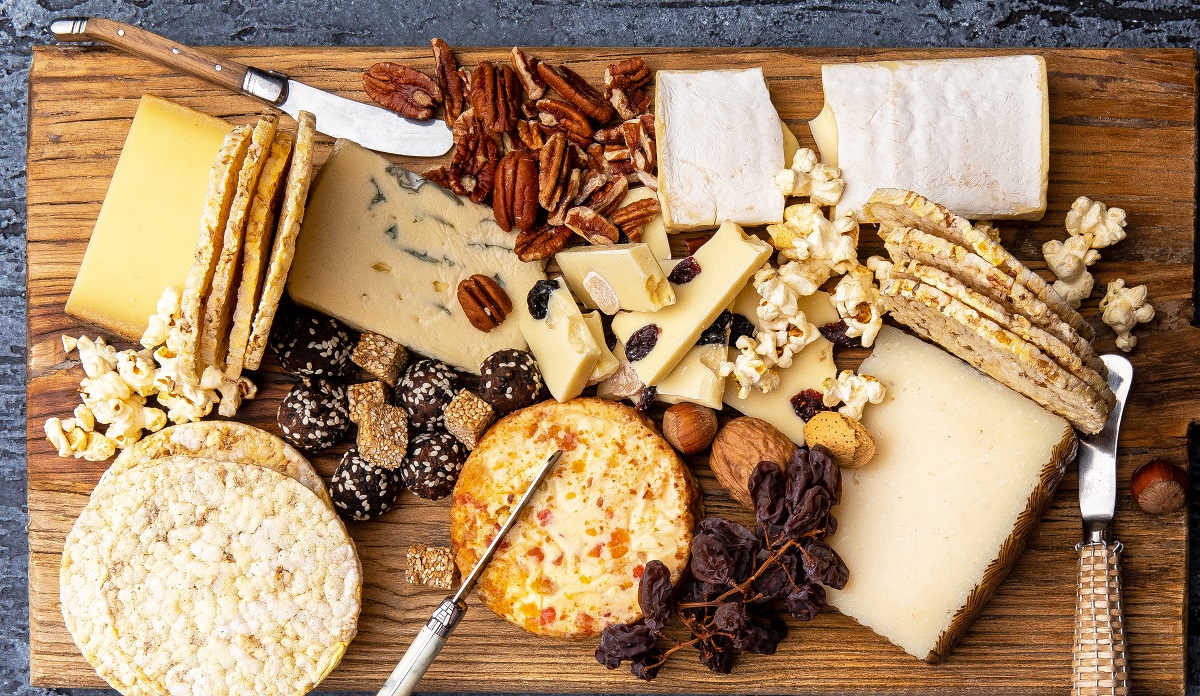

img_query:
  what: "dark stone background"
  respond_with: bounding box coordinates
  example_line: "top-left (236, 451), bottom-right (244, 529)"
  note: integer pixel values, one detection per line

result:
top-left (1, 1), bottom-right (1197, 694)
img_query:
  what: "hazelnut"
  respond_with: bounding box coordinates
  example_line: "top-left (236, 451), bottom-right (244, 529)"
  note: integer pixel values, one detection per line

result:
top-left (661, 403), bottom-right (718, 455)
top-left (1131, 459), bottom-right (1188, 515)
top-left (709, 417), bottom-right (798, 510)
top-left (803, 411), bottom-right (875, 469)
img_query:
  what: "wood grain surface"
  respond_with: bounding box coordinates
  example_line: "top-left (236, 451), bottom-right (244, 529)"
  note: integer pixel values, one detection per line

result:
top-left (26, 45), bottom-right (1197, 695)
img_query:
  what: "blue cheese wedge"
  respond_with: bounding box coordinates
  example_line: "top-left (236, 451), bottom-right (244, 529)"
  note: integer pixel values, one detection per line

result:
top-left (287, 140), bottom-right (545, 374)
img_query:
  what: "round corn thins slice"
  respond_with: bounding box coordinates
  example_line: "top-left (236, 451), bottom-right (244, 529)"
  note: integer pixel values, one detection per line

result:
top-left (61, 456), bottom-right (360, 696)
top-left (105, 421), bottom-right (332, 510)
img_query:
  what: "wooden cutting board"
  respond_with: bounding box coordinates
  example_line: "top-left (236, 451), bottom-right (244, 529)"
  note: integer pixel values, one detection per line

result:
top-left (26, 45), bottom-right (1197, 695)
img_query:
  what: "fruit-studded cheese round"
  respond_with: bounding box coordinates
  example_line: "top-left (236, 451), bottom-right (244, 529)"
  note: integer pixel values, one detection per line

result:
top-left (451, 398), bottom-right (699, 638)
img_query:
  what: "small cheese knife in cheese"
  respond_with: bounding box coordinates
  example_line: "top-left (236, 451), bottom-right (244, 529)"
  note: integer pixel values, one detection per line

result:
top-left (49, 17), bottom-right (453, 157)
top-left (1073, 354), bottom-right (1133, 696)
top-left (377, 450), bottom-right (563, 696)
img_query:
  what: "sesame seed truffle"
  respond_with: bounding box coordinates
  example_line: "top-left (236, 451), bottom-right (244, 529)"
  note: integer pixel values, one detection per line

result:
top-left (277, 378), bottom-right (350, 452)
top-left (402, 431), bottom-right (467, 500)
top-left (396, 358), bottom-right (460, 431)
top-left (270, 309), bottom-right (355, 377)
top-left (330, 447), bottom-right (404, 522)
top-left (477, 349), bottom-right (544, 414)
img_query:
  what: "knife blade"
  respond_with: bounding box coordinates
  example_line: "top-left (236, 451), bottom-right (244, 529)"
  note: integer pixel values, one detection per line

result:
top-left (376, 449), bottom-right (564, 696)
top-left (49, 17), bottom-right (453, 157)
top-left (1077, 354), bottom-right (1134, 540)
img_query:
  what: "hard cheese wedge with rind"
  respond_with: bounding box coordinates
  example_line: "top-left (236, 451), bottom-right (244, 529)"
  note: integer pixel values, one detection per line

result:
top-left (827, 326), bottom-right (1075, 662)
top-left (287, 140), bottom-right (546, 374)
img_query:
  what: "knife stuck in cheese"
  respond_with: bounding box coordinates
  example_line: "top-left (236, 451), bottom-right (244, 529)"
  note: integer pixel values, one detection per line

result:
top-left (809, 56), bottom-right (1049, 221)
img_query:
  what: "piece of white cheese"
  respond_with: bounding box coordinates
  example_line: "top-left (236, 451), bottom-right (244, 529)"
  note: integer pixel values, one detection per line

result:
top-left (827, 326), bottom-right (1075, 662)
top-left (810, 56), bottom-right (1048, 221)
top-left (722, 285), bottom-right (839, 443)
top-left (620, 187), bottom-right (670, 259)
top-left (656, 339), bottom-right (727, 410)
top-left (655, 69), bottom-right (786, 231)
top-left (287, 141), bottom-right (546, 374)
top-left (555, 243), bottom-right (674, 313)
top-left (517, 279), bottom-right (600, 402)
top-left (611, 222), bottom-right (771, 386)
top-left (581, 311), bottom-right (620, 385)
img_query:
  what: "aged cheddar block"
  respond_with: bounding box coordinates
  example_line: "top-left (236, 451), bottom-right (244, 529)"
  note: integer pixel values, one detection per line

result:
top-left (810, 56), bottom-right (1048, 221)
top-left (287, 140), bottom-right (546, 374)
top-left (517, 279), bottom-right (600, 402)
top-left (655, 69), bottom-right (786, 231)
top-left (826, 326), bottom-right (1075, 662)
top-left (611, 222), bottom-right (771, 386)
top-left (721, 285), bottom-right (839, 444)
top-left (66, 96), bottom-right (233, 339)
top-left (555, 243), bottom-right (674, 313)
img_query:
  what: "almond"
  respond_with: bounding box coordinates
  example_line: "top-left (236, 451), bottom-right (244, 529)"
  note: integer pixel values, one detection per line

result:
top-left (709, 417), bottom-right (798, 510)
top-left (802, 411), bottom-right (875, 469)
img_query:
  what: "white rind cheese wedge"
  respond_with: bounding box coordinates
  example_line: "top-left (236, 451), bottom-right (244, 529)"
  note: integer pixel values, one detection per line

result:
top-left (827, 326), bottom-right (1075, 662)
top-left (721, 285), bottom-right (839, 444)
top-left (287, 141), bottom-right (546, 374)
top-left (517, 279), bottom-right (601, 402)
top-left (810, 56), bottom-right (1049, 221)
top-left (655, 69), bottom-right (786, 231)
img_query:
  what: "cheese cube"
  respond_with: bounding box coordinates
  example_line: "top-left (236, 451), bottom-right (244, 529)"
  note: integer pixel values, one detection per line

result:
top-left (287, 140), bottom-right (546, 374)
top-left (827, 326), bottom-right (1075, 661)
top-left (655, 69), bottom-right (786, 231)
top-left (581, 311), bottom-right (620, 385)
top-left (555, 243), bottom-right (674, 314)
top-left (66, 96), bottom-right (233, 339)
top-left (611, 222), bottom-right (771, 386)
top-left (810, 56), bottom-right (1048, 221)
top-left (656, 339), bottom-right (728, 410)
top-left (619, 187), bottom-right (670, 260)
top-left (517, 280), bottom-right (600, 402)
top-left (721, 285), bottom-right (839, 443)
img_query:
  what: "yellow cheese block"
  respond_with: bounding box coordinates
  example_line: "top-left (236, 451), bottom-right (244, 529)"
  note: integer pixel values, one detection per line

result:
top-left (66, 95), bottom-right (233, 340)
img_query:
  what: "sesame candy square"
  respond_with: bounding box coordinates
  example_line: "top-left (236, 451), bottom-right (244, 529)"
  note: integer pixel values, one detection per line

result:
top-left (351, 332), bottom-right (408, 386)
top-left (406, 545), bottom-right (459, 589)
top-left (443, 390), bottom-right (495, 450)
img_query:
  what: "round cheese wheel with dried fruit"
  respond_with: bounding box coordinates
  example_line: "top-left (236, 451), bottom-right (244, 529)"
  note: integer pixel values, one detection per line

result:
top-left (451, 398), bottom-right (699, 638)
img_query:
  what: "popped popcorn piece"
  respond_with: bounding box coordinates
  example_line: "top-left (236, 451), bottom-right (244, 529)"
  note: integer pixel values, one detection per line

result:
top-left (866, 255), bottom-right (893, 282)
top-left (154, 345), bottom-right (218, 424)
top-left (821, 370), bottom-right (885, 420)
top-left (73, 404), bottom-right (95, 432)
top-left (116, 349), bottom-right (157, 397)
top-left (44, 417), bottom-right (117, 462)
top-left (1043, 234), bottom-right (1099, 308)
top-left (767, 204), bottom-right (859, 293)
top-left (773, 148), bottom-right (846, 206)
top-left (62, 335), bottom-right (78, 354)
top-left (443, 389), bottom-right (495, 450)
top-left (1066, 196), bottom-right (1127, 249)
top-left (974, 220), bottom-right (999, 242)
top-left (1099, 279), bottom-right (1154, 352)
top-left (141, 285), bottom-right (182, 349)
top-left (76, 336), bottom-right (118, 379)
top-left (832, 264), bottom-right (885, 348)
top-left (719, 336), bottom-right (781, 399)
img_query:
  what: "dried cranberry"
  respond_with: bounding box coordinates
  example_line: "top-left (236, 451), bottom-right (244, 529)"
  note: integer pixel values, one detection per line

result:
top-left (697, 310), bottom-right (732, 346)
top-left (789, 388), bottom-right (829, 422)
top-left (819, 320), bottom-right (859, 348)
top-left (526, 280), bottom-right (558, 320)
top-left (729, 313), bottom-right (755, 346)
top-left (667, 257), bottom-right (702, 284)
top-left (624, 324), bottom-right (660, 361)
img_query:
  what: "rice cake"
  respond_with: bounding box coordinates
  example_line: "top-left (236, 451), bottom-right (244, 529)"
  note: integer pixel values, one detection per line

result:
top-left (450, 398), bottom-right (699, 638)
top-left (61, 456), bottom-right (360, 696)
top-left (105, 421), bottom-right (332, 509)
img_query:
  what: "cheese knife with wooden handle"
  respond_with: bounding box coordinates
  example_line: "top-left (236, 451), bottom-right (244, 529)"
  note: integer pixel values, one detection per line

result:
top-left (1072, 354), bottom-right (1133, 696)
top-left (49, 17), bottom-right (454, 157)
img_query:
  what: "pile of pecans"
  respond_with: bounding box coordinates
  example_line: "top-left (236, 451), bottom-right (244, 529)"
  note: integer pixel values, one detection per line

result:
top-left (364, 42), bottom-right (660, 263)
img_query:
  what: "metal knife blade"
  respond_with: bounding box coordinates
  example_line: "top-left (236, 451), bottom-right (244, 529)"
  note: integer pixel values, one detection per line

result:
top-left (1077, 354), bottom-right (1134, 540)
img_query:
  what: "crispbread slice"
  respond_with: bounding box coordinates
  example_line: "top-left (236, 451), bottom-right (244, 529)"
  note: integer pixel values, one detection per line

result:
top-left (881, 224), bottom-right (1101, 355)
top-left (198, 112), bottom-right (279, 371)
top-left (880, 276), bottom-right (1109, 433)
top-left (865, 188), bottom-right (1094, 340)
top-left (223, 129), bottom-right (295, 381)
top-left (172, 125), bottom-right (253, 379)
top-left (244, 110), bottom-right (316, 370)
top-left (882, 259), bottom-right (1114, 407)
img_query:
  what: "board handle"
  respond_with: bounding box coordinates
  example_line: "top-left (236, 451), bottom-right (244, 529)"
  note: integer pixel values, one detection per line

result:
top-left (49, 18), bottom-right (283, 101)
top-left (1072, 540), bottom-right (1129, 696)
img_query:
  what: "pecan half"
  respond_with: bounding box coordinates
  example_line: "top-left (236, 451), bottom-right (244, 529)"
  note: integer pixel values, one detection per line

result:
top-left (471, 62), bottom-right (521, 135)
top-left (449, 109), bottom-right (499, 203)
top-left (493, 151), bottom-right (540, 233)
top-left (537, 62), bottom-right (615, 123)
top-left (516, 120), bottom-right (545, 150)
top-left (574, 170), bottom-right (611, 205)
top-left (364, 63), bottom-right (443, 120)
top-left (685, 233), bottom-right (714, 255)
top-left (635, 170), bottom-right (658, 190)
top-left (605, 57), bottom-right (652, 120)
top-left (609, 196), bottom-right (660, 237)
top-left (547, 168), bottom-right (582, 226)
top-left (515, 224), bottom-right (574, 262)
top-left (564, 206), bottom-right (619, 245)
top-left (537, 98), bottom-right (594, 145)
top-left (458, 275), bottom-right (513, 332)
top-left (431, 39), bottom-right (464, 126)
top-left (593, 124), bottom-right (625, 145)
top-left (423, 165), bottom-right (452, 189)
top-left (511, 48), bottom-right (547, 101)
top-left (621, 118), bottom-right (655, 172)
top-left (582, 176), bottom-right (629, 217)
top-left (538, 132), bottom-right (570, 209)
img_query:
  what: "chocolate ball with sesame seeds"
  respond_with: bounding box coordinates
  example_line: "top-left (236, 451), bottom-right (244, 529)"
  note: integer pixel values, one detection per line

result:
top-left (477, 349), bottom-right (544, 414)
top-left (402, 431), bottom-right (467, 500)
top-left (277, 378), bottom-right (350, 452)
top-left (396, 358), bottom-right (460, 431)
top-left (330, 447), bottom-right (403, 522)
top-left (270, 309), bottom-right (355, 377)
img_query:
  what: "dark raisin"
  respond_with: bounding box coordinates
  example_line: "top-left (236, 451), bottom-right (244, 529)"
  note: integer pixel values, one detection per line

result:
top-left (789, 388), bottom-right (829, 422)
top-left (786, 583), bottom-right (826, 621)
top-left (697, 310), bottom-right (732, 346)
top-left (667, 256), bottom-right (702, 284)
top-left (624, 324), bottom-right (660, 361)
top-left (729, 313), bottom-right (755, 346)
top-left (635, 386), bottom-right (657, 412)
top-left (526, 280), bottom-right (558, 320)
top-left (595, 622), bottom-right (657, 669)
top-left (638, 560), bottom-right (674, 631)
top-left (819, 320), bottom-right (859, 348)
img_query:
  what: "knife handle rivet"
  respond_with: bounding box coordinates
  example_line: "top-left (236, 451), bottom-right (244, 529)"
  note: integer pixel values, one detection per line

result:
top-left (172, 47), bottom-right (179, 54)
top-left (116, 28), bottom-right (124, 36)
top-left (214, 64), bottom-right (222, 71)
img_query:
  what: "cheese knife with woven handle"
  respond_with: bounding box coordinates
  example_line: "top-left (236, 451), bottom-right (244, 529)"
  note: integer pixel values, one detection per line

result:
top-left (1072, 354), bottom-right (1133, 696)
